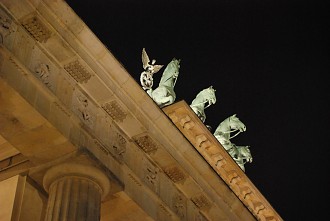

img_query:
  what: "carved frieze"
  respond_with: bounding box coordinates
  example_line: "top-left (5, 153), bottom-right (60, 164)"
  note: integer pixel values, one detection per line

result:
top-left (64, 60), bottom-right (91, 83)
top-left (164, 166), bottom-right (186, 183)
top-left (191, 194), bottom-right (211, 210)
top-left (35, 63), bottom-right (52, 89)
top-left (0, 10), bottom-right (16, 43)
top-left (142, 158), bottom-right (160, 194)
top-left (172, 192), bottom-right (187, 220)
top-left (134, 135), bottom-right (158, 153)
top-left (72, 93), bottom-right (95, 128)
top-left (102, 100), bottom-right (127, 122)
top-left (22, 16), bottom-right (51, 43)
top-left (112, 133), bottom-right (126, 161)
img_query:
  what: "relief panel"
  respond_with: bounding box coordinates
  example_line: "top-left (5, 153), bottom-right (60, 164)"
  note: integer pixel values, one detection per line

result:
top-left (28, 45), bottom-right (61, 93)
top-left (72, 90), bottom-right (96, 130)
top-left (102, 100), bottom-right (127, 122)
top-left (110, 132), bottom-right (127, 163)
top-left (133, 134), bottom-right (158, 154)
top-left (142, 157), bottom-right (160, 194)
top-left (64, 60), bottom-right (92, 83)
top-left (21, 15), bottom-right (51, 43)
top-left (0, 8), bottom-right (16, 46)
top-left (191, 194), bottom-right (211, 211)
top-left (164, 165), bottom-right (186, 183)
top-left (172, 191), bottom-right (187, 220)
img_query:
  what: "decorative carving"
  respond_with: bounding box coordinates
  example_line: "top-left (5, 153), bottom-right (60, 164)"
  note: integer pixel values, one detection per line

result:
top-left (64, 60), bottom-right (91, 83)
top-left (134, 135), bottom-right (158, 153)
top-left (22, 16), bottom-right (51, 43)
top-left (191, 194), bottom-right (211, 210)
top-left (240, 186), bottom-right (253, 200)
top-left (210, 152), bottom-right (226, 168)
top-left (35, 63), bottom-right (52, 89)
top-left (112, 133), bottom-right (126, 160)
top-left (195, 134), bottom-right (212, 150)
top-left (143, 158), bottom-right (160, 193)
top-left (102, 100), bottom-right (127, 122)
top-left (179, 115), bottom-right (195, 129)
top-left (73, 94), bottom-right (95, 127)
top-left (172, 192), bottom-right (186, 219)
top-left (0, 11), bottom-right (15, 43)
top-left (164, 166), bottom-right (186, 183)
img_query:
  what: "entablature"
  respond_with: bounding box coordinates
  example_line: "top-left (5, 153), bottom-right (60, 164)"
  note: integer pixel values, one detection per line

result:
top-left (0, 1), bottom-right (282, 220)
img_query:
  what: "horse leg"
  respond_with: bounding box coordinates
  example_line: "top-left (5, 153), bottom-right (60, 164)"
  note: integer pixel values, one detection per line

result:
top-left (152, 87), bottom-right (176, 107)
top-left (157, 96), bottom-right (174, 107)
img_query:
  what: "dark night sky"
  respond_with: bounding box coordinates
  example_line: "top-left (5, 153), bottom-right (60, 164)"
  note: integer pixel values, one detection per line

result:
top-left (66, 1), bottom-right (329, 219)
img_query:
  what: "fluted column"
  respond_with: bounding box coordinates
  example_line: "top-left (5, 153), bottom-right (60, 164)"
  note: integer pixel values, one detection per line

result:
top-left (43, 163), bottom-right (110, 221)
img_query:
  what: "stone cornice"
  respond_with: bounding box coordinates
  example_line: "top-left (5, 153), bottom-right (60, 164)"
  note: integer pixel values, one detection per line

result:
top-left (163, 101), bottom-right (283, 221)
top-left (0, 1), bottom-right (282, 220)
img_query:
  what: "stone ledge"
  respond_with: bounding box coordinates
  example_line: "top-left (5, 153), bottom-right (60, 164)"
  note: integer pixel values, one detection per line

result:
top-left (163, 101), bottom-right (283, 221)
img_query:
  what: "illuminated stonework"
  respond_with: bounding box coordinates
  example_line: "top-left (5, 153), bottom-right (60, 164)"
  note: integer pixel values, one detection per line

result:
top-left (142, 158), bottom-right (160, 194)
top-left (102, 100), bottom-right (127, 122)
top-left (0, 9), bottom-right (16, 43)
top-left (164, 166), bottom-right (186, 183)
top-left (0, 1), bottom-right (282, 220)
top-left (22, 16), bottom-right (51, 43)
top-left (134, 135), bottom-right (158, 153)
top-left (64, 60), bottom-right (91, 83)
top-left (172, 192), bottom-right (186, 219)
top-left (191, 194), bottom-right (211, 210)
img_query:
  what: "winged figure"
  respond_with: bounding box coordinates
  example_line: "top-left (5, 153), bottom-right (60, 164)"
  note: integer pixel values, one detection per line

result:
top-left (140, 48), bottom-right (163, 90)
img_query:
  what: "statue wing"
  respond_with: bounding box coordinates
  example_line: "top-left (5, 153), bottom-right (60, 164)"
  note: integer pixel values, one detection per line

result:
top-left (142, 48), bottom-right (150, 70)
top-left (152, 65), bottom-right (164, 74)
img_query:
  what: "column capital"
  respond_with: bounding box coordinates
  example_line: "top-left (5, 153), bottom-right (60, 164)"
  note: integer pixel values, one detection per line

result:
top-left (43, 163), bottom-right (110, 199)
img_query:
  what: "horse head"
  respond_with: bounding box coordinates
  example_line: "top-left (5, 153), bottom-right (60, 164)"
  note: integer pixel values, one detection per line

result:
top-left (190, 86), bottom-right (217, 123)
top-left (203, 86), bottom-right (216, 107)
top-left (228, 114), bottom-right (246, 132)
top-left (214, 114), bottom-right (246, 141)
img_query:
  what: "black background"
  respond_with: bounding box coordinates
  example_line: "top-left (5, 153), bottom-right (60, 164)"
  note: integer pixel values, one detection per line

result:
top-left (66, 1), bottom-right (329, 219)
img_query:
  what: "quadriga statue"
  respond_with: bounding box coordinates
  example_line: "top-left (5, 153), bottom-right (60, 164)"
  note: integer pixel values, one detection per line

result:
top-left (140, 48), bottom-right (181, 108)
top-left (213, 114), bottom-right (252, 171)
top-left (190, 86), bottom-right (216, 123)
top-left (140, 48), bottom-right (164, 90)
